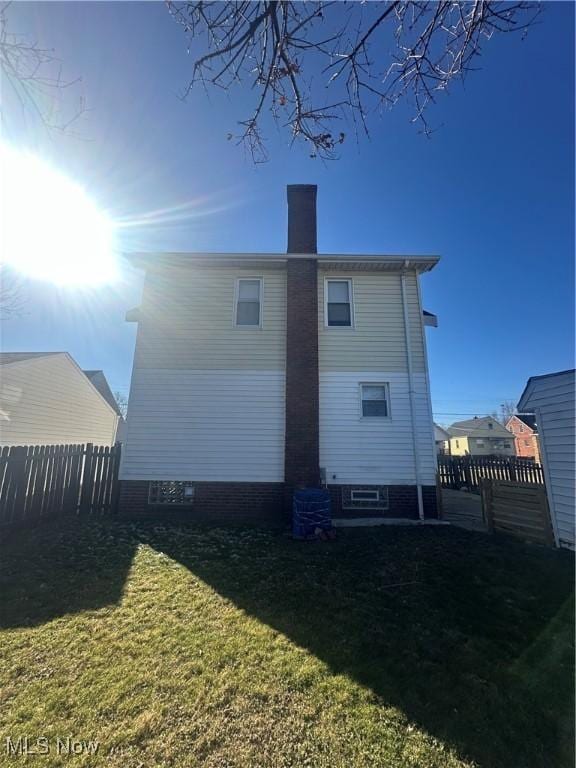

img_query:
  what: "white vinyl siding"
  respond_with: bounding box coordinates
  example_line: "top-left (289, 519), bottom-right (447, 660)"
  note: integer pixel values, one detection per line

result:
top-left (136, 267), bottom-right (286, 370)
top-left (120, 370), bottom-right (285, 482)
top-left (320, 372), bottom-right (436, 486)
top-left (0, 354), bottom-right (119, 446)
top-left (318, 270), bottom-right (426, 372)
top-left (519, 371), bottom-right (575, 549)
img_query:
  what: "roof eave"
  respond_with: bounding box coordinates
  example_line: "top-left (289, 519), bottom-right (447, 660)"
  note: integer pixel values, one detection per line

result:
top-left (124, 251), bottom-right (440, 274)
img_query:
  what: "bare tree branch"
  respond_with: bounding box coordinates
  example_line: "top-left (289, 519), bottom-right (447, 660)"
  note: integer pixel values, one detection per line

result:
top-left (0, 265), bottom-right (24, 319)
top-left (0, 1), bottom-right (85, 133)
top-left (167, 0), bottom-right (540, 160)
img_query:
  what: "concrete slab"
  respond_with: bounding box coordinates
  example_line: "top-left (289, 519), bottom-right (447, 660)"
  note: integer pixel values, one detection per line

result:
top-left (333, 518), bottom-right (451, 528)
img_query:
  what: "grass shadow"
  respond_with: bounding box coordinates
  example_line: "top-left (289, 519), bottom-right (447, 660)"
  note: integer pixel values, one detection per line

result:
top-left (1, 517), bottom-right (573, 767)
top-left (0, 516), bottom-right (139, 629)
top-left (136, 521), bottom-right (575, 768)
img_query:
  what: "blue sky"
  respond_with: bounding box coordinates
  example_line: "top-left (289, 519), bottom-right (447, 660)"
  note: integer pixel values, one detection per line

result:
top-left (2, 1), bottom-right (574, 424)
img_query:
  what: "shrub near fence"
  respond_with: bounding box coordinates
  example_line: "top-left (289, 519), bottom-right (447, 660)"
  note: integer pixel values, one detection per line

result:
top-left (0, 443), bottom-right (121, 531)
top-left (438, 455), bottom-right (544, 493)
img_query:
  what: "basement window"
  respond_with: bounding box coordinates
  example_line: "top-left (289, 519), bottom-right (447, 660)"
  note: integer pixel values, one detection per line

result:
top-left (342, 487), bottom-right (389, 511)
top-left (149, 481), bottom-right (195, 506)
top-left (325, 279), bottom-right (353, 327)
top-left (235, 278), bottom-right (262, 327)
top-left (360, 383), bottom-right (390, 418)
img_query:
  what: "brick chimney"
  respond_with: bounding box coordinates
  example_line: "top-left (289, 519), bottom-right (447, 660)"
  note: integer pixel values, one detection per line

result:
top-left (287, 184), bottom-right (317, 254)
top-left (284, 185), bottom-right (320, 503)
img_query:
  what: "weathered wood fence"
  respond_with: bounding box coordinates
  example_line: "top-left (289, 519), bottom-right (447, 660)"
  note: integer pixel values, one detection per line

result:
top-left (481, 479), bottom-right (555, 547)
top-left (438, 455), bottom-right (544, 493)
top-left (0, 443), bottom-right (121, 531)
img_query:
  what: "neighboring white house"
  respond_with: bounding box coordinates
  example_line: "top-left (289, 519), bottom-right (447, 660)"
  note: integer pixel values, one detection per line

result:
top-left (0, 352), bottom-right (122, 446)
top-left (119, 185), bottom-right (440, 523)
top-left (434, 424), bottom-right (450, 454)
top-left (518, 369), bottom-right (575, 550)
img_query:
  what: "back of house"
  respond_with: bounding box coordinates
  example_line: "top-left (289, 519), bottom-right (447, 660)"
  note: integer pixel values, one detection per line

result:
top-left (518, 369), bottom-right (575, 549)
top-left (120, 185), bottom-right (439, 523)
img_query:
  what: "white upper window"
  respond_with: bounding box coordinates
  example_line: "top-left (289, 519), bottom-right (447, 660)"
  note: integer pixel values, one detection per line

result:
top-left (235, 278), bottom-right (262, 327)
top-left (360, 383), bottom-right (390, 418)
top-left (325, 279), bottom-right (353, 327)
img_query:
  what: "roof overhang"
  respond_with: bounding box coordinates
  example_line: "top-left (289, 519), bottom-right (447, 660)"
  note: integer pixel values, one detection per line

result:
top-left (518, 369), bottom-right (576, 411)
top-left (124, 252), bottom-right (440, 274)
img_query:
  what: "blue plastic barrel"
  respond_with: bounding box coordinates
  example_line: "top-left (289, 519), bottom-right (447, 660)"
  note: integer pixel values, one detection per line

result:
top-left (292, 488), bottom-right (332, 539)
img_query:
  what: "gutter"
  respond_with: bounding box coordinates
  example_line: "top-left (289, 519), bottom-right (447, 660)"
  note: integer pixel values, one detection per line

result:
top-left (124, 251), bottom-right (440, 273)
top-left (400, 264), bottom-right (424, 520)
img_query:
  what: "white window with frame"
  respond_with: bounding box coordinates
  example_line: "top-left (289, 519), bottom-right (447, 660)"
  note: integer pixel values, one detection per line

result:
top-left (235, 278), bottom-right (262, 327)
top-left (360, 383), bottom-right (390, 418)
top-left (325, 278), bottom-right (353, 327)
top-left (342, 486), bottom-right (389, 511)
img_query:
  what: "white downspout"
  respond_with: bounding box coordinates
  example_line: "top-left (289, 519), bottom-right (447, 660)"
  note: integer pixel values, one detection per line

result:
top-left (400, 264), bottom-right (424, 520)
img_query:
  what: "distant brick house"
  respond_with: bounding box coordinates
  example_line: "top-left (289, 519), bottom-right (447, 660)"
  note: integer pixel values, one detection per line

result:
top-left (505, 414), bottom-right (540, 462)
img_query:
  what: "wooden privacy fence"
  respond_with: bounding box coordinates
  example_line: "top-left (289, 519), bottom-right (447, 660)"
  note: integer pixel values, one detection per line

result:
top-left (438, 455), bottom-right (544, 493)
top-left (481, 479), bottom-right (555, 547)
top-left (0, 443), bottom-right (121, 531)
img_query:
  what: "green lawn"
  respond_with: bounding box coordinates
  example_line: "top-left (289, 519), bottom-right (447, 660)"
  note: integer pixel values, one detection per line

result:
top-left (0, 518), bottom-right (573, 768)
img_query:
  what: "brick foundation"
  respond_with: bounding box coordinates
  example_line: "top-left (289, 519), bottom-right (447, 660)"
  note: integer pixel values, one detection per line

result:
top-left (119, 480), bottom-right (438, 524)
top-left (118, 480), bottom-right (285, 526)
top-left (328, 484), bottom-right (438, 520)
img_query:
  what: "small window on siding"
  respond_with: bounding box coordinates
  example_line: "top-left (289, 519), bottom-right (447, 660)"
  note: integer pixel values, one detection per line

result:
top-left (360, 383), bottom-right (389, 418)
top-left (326, 279), bottom-right (353, 327)
top-left (343, 486), bottom-right (389, 510)
top-left (235, 278), bottom-right (262, 327)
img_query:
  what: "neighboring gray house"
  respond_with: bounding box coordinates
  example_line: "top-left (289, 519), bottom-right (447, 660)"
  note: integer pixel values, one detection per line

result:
top-left (518, 369), bottom-right (575, 550)
top-left (83, 369), bottom-right (127, 441)
top-left (0, 352), bottom-right (122, 446)
top-left (447, 416), bottom-right (516, 457)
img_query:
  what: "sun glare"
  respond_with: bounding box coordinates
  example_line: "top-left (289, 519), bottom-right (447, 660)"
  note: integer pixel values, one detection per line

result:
top-left (0, 143), bottom-right (118, 285)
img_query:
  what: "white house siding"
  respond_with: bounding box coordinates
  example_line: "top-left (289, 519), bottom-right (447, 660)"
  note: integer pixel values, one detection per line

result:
top-left (318, 269), bottom-right (436, 487)
top-left (0, 354), bottom-right (118, 446)
top-left (120, 265), bottom-right (287, 482)
top-left (121, 370), bottom-right (285, 482)
top-left (135, 266), bottom-right (286, 370)
top-left (320, 372), bottom-right (436, 485)
top-left (318, 270), bottom-right (426, 372)
top-left (519, 371), bottom-right (575, 549)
